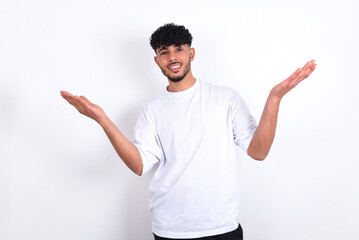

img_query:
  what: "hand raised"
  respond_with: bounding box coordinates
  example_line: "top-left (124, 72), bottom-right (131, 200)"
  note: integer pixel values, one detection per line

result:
top-left (270, 59), bottom-right (317, 100)
top-left (60, 91), bottom-right (106, 123)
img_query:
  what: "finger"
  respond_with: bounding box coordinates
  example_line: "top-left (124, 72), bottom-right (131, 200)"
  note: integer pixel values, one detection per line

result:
top-left (62, 94), bottom-right (83, 107)
top-left (288, 70), bottom-right (308, 86)
top-left (301, 61), bottom-right (317, 78)
top-left (60, 91), bottom-right (78, 105)
top-left (295, 65), bottom-right (311, 81)
top-left (302, 60), bottom-right (317, 74)
top-left (291, 61), bottom-right (317, 86)
top-left (64, 96), bottom-right (78, 106)
top-left (287, 68), bottom-right (302, 82)
top-left (301, 67), bottom-right (312, 79)
top-left (295, 60), bottom-right (314, 77)
top-left (304, 65), bottom-right (316, 78)
top-left (60, 91), bottom-right (85, 105)
top-left (71, 100), bottom-right (81, 110)
top-left (61, 93), bottom-right (77, 103)
top-left (289, 60), bottom-right (317, 79)
top-left (311, 60), bottom-right (318, 71)
top-left (291, 72), bottom-right (308, 86)
top-left (283, 60), bottom-right (317, 91)
top-left (302, 60), bottom-right (313, 69)
top-left (79, 95), bottom-right (92, 105)
top-left (60, 90), bottom-right (74, 98)
top-left (69, 97), bottom-right (87, 113)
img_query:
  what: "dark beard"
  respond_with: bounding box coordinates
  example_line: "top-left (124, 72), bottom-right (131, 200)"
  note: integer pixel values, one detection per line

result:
top-left (162, 58), bottom-right (191, 83)
top-left (168, 71), bottom-right (188, 82)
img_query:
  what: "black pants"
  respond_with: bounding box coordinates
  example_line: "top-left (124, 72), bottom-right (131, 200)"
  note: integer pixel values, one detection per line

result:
top-left (153, 223), bottom-right (243, 240)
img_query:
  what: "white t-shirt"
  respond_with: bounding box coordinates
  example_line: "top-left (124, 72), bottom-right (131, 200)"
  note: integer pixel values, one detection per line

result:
top-left (133, 79), bottom-right (257, 239)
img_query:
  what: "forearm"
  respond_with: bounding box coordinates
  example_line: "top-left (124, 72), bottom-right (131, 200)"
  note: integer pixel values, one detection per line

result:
top-left (98, 116), bottom-right (143, 176)
top-left (247, 94), bottom-right (281, 160)
top-left (247, 60), bottom-right (317, 160)
top-left (60, 91), bottom-right (143, 175)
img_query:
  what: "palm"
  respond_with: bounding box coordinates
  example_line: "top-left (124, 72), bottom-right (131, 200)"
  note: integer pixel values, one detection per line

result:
top-left (60, 91), bottom-right (105, 122)
top-left (271, 60), bottom-right (317, 99)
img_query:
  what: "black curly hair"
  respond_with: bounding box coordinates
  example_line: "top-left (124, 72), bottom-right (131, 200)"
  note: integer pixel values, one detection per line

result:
top-left (150, 23), bottom-right (193, 53)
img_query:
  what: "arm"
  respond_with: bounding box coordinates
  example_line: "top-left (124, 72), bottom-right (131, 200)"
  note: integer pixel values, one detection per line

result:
top-left (247, 59), bottom-right (317, 160)
top-left (60, 91), bottom-right (143, 176)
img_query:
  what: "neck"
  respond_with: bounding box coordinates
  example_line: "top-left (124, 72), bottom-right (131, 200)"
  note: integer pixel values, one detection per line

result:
top-left (167, 71), bottom-right (196, 92)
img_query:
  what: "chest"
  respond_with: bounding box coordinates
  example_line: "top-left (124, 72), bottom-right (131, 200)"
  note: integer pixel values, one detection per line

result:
top-left (153, 92), bottom-right (232, 146)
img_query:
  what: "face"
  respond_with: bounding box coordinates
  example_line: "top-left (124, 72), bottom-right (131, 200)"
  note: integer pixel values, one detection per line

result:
top-left (154, 44), bottom-right (195, 82)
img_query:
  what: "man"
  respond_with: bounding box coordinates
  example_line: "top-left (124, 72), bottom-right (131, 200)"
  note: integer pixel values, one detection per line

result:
top-left (61, 23), bottom-right (317, 240)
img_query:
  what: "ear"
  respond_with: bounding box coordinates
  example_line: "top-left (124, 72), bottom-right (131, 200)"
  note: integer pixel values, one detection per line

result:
top-left (190, 48), bottom-right (195, 62)
top-left (154, 56), bottom-right (160, 67)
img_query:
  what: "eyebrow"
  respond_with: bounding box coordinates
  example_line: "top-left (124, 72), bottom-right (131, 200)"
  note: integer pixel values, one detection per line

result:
top-left (158, 46), bottom-right (168, 53)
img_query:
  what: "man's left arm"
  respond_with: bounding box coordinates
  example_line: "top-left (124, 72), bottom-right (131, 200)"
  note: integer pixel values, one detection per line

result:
top-left (247, 60), bottom-right (317, 160)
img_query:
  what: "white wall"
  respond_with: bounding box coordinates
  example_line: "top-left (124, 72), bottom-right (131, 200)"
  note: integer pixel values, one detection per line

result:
top-left (1, 0), bottom-right (358, 239)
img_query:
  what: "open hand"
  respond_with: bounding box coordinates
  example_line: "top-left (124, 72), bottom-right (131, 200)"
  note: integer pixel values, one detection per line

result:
top-left (270, 59), bottom-right (317, 100)
top-left (60, 91), bottom-right (106, 123)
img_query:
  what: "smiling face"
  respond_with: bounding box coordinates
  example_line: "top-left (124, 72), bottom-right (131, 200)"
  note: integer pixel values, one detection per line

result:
top-left (154, 44), bottom-right (195, 83)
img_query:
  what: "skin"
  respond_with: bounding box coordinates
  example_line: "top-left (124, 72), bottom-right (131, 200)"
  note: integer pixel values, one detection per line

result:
top-left (60, 43), bottom-right (317, 175)
top-left (60, 92), bottom-right (143, 175)
top-left (154, 44), bottom-right (196, 92)
top-left (247, 60), bottom-right (317, 160)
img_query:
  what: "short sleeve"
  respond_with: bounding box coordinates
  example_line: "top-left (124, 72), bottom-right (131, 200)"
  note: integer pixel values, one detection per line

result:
top-left (133, 105), bottom-right (163, 175)
top-left (231, 92), bottom-right (257, 154)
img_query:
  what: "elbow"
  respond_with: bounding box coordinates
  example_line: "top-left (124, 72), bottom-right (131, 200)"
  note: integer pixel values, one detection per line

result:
top-left (134, 162), bottom-right (144, 176)
top-left (247, 144), bottom-right (269, 161)
top-left (251, 154), bottom-right (267, 161)
top-left (248, 151), bottom-right (268, 161)
top-left (134, 166), bottom-right (143, 176)
top-left (128, 155), bottom-right (143, 176)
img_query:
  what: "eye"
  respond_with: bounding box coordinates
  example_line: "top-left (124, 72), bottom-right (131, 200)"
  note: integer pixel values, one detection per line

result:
top-left (160, 51), bottom-right (168, 55)
top-left (176, 48), bottom-right (182, 52)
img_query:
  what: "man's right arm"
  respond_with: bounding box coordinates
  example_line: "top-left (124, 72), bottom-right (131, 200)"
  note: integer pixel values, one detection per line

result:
top-left (60, 91), bottom-right (143, 176)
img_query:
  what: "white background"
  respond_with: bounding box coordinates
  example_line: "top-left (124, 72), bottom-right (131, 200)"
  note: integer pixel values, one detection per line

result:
top-left (1, 0), bottom-right (358, 239)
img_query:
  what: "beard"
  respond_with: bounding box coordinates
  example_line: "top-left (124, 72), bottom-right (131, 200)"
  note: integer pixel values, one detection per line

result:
top-left (160, 58), bottom-right (191, 83)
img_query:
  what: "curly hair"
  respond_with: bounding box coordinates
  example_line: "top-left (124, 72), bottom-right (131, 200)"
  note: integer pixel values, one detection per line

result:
top-left (150, 23), bottom-right (193, 53)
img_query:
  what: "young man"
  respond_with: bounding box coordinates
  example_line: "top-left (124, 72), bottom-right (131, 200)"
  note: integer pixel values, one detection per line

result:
top-left (61, 23), bottom-right (317, 240)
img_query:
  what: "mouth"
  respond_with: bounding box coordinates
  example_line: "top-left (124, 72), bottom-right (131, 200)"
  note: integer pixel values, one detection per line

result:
top-left (168, 63), bottom-right (182, 73)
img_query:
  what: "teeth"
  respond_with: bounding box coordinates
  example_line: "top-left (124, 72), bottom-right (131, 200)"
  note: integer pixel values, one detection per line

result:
top-left (170, 65), bottom-right (180, 69)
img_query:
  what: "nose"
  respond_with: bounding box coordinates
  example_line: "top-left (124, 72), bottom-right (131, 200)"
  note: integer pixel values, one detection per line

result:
top-left (168, 51), bottom-right (177, 62)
